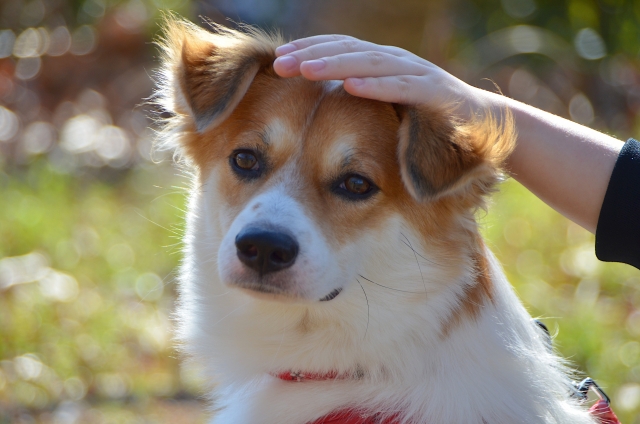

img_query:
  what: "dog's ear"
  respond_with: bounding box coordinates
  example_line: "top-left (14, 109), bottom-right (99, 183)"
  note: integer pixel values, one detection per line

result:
top-left (396, 105), bottom-right (515, 202)
top-left (157, 18), bottom-right (278, 132)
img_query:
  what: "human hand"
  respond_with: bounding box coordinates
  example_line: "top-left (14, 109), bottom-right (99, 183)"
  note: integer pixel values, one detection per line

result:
top-left (273, 35), bottom-right (488, 118)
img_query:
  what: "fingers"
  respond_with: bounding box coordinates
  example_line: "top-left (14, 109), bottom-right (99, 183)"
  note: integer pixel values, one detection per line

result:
top-left (342, 75), bottom-right (434, 105)
top-left (274, 38), bottom-right (422, 78)
top-left (279, 38), bottom-right (409, 62)
top-left (275, 35), bottom-right (358, 56)
top-left (297, 51), bottom-right (427, 81)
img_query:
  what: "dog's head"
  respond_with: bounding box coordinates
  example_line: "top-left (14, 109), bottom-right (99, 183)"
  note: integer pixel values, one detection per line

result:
top-left (156, 19), bottom-right (514, 333)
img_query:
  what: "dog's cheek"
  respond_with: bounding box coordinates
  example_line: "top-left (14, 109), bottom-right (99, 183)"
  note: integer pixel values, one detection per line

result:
top-left (213, 205), bottom-right (253, 287)
top-left (296, 234), bottom-right (340, 291)
top-left (199, 166), bottom-right (232, 231)
top-left (216, 234), bottom-right (245, 286)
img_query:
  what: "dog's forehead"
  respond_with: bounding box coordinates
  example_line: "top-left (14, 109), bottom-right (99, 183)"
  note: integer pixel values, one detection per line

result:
top-left (319, 133), bottom-right (358, 170)
top-left (259, 117), bottom-right (296, 158)
top-left (251, 77), bottom-right (399, 165)
top-left (303, 85), bottom-right (399, 175)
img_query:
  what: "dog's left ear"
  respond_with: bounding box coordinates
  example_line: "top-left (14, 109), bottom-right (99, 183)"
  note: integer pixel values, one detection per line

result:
top-left (396, 104), bottom-right (515, 202)
top-left (157, 17), bottom-right (279, 133)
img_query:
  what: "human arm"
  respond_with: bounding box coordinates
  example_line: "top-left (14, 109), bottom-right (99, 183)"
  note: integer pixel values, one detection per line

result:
top-left (273, 36), bottom-right (624, 234)
top-left (495, 93), bottom-right (622, 234)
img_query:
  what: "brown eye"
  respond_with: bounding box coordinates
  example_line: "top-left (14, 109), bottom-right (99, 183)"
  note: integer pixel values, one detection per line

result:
top-left (230, 149), bottom-right (263, 180)
top-left (334, 173), bottom-right (378, 200)
top-left (234, 151), bottom-right (258, 170)
top-left (344, 176), bottom-right (370, 194)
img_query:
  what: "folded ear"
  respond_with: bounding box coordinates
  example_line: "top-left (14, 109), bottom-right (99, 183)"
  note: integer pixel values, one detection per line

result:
top-left (396, 105), bottom-right (515, 202)
top-left (157, 17), bottom-right (280, 132)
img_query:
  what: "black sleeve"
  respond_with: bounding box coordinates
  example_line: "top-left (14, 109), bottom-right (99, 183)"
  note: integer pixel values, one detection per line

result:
top-left (595, 138), bottom-right (640, 270)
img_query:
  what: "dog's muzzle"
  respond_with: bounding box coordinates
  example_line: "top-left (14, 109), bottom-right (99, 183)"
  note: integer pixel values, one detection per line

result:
top-left (235, 226), bottom-right (299, 276)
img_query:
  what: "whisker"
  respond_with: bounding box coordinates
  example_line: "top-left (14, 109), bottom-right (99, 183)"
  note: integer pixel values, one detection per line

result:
top-left (356, 278), bottom-right (369, 339)
top-left (150, 189), bottom-right (189, 202)
top-left (358, 274), bottom-right (425, 294)
top-left (401, 233), bottom-right (427, 298)
top-left (168, 203), bottom-right (188, 215)
top-left (136, 210), bottom-right (182, 236)
top-left (400, 232), bottom-right (439, 266)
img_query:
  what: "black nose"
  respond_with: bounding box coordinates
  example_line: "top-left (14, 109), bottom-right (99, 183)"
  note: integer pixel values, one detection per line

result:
top-left (235, 227), bottom-right (299, 276)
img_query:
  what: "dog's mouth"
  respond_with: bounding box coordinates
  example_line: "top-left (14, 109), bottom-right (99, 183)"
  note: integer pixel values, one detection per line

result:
top-left (230, 278), bottom-right (342, 302)
top-left (240, 283), bottom-right (287, 294)
top-left (319, 288), bottom-right (342, 302)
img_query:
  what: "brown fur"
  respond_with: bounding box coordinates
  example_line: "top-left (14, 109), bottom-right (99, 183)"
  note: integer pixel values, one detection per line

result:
top-left (397, 104), bottom-right (515, 203)
top-left (155, 17), bottom-right (517, 334)
top-left (441, 240), bottom-right (495, 338)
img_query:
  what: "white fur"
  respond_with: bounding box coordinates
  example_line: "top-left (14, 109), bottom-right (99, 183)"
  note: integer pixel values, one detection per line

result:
top-left (173, 165), bottom-right (597, 424)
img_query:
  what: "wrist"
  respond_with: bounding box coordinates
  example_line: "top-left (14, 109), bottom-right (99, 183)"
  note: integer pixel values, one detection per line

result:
top-left (450, 85), bottom-right (507, 122)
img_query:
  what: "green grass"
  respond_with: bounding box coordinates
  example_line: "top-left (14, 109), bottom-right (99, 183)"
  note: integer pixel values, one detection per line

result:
top-left (1, 161), bottom-right (638, 423)
top-left (0, 160), bottom-right (206, 423)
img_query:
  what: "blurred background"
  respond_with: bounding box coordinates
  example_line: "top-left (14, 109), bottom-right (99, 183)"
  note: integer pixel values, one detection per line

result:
top-left (1, 0), bottom-right (639, 423)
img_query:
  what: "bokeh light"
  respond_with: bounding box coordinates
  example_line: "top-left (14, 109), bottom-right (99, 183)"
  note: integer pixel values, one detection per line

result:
top-left (575, 27), bottom-right (607, 60)
top-left (0, 106), bottom-right (19, 142)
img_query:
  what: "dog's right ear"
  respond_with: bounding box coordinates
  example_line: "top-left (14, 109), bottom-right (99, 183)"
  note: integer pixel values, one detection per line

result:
top-left (156, 18), bottom-right (278, 133)
top-left (396, 104), bottom-right (515, 203)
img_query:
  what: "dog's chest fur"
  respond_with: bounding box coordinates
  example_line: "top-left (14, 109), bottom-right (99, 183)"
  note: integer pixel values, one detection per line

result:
top-left (155, 18), bottom-right (597, 424)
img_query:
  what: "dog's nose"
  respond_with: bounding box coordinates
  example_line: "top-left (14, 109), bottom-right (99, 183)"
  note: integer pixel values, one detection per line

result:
top-left (235, 228), bottom-right (299, 276)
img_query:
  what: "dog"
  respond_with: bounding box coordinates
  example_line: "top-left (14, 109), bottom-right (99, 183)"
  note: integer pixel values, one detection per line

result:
top-left (154, 17), bottom-right (598, 424)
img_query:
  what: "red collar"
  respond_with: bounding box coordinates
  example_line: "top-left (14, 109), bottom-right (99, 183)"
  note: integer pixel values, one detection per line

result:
top-left (275, 370), bottom-right (340, 382)
top-left (274, 371), bottom-right (401, 424)
top-left (305, 410), bottom-right (401, 424)
top-left (275, 372), bottom-right (620, 424)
